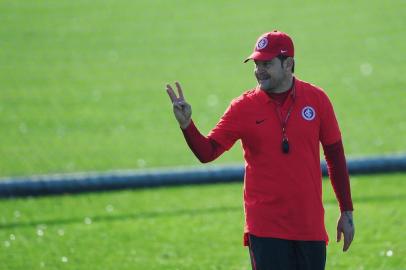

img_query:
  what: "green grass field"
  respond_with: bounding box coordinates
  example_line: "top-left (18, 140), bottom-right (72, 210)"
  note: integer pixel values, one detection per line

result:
top-left (1, 174), bottom-right (405, 269)
top-left (0, 0), bottom-right (405, 177)
top-left (1, 0), bottom-right (406, 269)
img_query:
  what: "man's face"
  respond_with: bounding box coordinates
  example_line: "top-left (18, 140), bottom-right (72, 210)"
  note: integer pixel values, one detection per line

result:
top-left (254, 58), bottom-right (286, 92)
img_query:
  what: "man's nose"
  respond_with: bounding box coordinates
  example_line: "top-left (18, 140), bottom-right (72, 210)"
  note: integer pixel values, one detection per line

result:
top-left (256, 64), bottom-right (267, 71)
top-left (255, 68), bottom-right (267, 75)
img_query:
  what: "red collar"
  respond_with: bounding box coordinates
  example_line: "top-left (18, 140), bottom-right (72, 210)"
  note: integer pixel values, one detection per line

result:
top-left (255, 77), bottom-right (298, 104)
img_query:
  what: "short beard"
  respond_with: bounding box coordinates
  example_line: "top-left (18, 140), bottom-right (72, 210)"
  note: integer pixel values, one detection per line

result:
top-left (258, 78), bottom-right (272, 91)
top-left (259, 77), bottom-right (283, 93)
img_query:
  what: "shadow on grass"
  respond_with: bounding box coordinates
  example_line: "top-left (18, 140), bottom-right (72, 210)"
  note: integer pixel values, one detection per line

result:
top-left (0, 205), bottom-right (241, 230)
top-left (1, 193), bottom-right (405, 230)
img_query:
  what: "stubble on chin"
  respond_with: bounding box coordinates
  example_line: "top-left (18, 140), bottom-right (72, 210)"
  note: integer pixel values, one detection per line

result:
top-left (258, 79), bottom-right (274, 92)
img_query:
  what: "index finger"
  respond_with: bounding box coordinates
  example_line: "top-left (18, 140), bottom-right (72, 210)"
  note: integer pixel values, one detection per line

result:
top-left (166, 84), bottom-right (177, 102)
top-left (175, 82), bottom-right (184, 100)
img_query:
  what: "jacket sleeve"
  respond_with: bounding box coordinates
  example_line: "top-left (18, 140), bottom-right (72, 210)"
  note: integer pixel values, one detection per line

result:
top-left (323, 139), bottom-right (354, 212)
top-left (181, 120), bottom-right (226, 163)
top-left (207, 101), bottom-right (242, 150)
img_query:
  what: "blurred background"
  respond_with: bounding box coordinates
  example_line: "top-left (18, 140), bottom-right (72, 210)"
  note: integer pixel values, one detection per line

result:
top-left (1, 0), bottom-right (405, 177)
top-left (0, 0), bottom-right (405, 269)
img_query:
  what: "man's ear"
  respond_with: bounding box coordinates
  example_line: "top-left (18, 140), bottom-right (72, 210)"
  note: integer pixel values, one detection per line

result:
top-left (284, 57), bottom-right (294, 72)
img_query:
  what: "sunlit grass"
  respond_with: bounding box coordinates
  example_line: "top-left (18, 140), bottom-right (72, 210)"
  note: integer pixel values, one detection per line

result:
top-left (0, 0), bottom-right (405, 177)
top-left (0, 174), bottom-right (405, 269)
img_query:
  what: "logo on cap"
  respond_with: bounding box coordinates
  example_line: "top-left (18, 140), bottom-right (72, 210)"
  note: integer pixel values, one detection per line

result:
top-left (256, 37), bottom-right (268, 50)
top-left (302, 106), bottom-right (316, 121)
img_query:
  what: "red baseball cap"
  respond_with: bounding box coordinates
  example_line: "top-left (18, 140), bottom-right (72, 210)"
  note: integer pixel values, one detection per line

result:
top-left (244, 30), bottom-right (294, 63)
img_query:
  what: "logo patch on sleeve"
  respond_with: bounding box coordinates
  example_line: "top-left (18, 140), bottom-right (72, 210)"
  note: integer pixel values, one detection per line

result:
top-left (256, 37), bottom-right (268, 50)
top-left (301, 106), bottom-right (316, 121)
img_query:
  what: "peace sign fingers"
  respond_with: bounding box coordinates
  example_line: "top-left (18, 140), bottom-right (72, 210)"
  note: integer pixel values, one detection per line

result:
top-left (166, 81), bottom-right (185, 103)
top-left (165, 81), bottom-right (192, 129)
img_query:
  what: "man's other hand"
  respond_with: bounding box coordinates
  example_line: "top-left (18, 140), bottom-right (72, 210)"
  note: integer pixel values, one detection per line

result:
top-left (337, 211), bottom-right (355, 252)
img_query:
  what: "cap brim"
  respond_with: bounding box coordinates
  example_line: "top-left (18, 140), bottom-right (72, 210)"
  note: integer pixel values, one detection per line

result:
top-left (243, 51), bottom-right (280, 63)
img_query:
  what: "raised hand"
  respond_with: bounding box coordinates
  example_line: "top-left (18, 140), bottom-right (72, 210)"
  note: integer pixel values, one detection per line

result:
top-left (166, 82), bottom-right (192, 129)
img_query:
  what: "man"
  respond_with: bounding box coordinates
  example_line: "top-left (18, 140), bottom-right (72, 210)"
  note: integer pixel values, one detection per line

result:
top-left (166, 30), bottom-right (354, 270)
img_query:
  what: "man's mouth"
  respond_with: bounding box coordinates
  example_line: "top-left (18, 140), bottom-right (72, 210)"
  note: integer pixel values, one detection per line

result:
top-left (256, 73), bottom-right (271, 81)
top-left (258, 76), bottom-right (271, 81)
